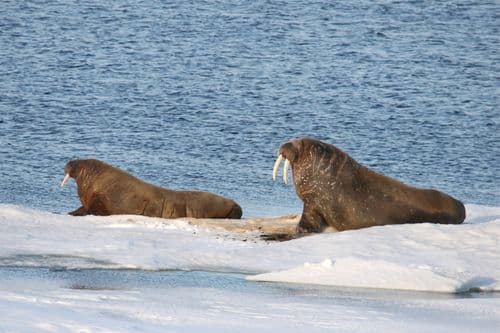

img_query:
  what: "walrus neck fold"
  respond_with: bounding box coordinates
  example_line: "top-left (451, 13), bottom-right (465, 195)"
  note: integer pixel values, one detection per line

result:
top-left (75, 164), bottom-right (103, 195)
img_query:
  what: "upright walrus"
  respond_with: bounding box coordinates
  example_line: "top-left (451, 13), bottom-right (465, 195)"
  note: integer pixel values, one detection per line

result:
top-left (272, 137), bottom-right (465, 233)
top-left (61, 159), bottom-right (242, 219)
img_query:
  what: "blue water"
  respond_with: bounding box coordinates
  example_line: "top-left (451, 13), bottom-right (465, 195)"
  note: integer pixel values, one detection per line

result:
top-left (1, 0), bottom-right (499, 217)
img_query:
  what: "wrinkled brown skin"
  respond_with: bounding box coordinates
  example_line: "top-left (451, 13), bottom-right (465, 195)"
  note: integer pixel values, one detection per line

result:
top-left (63, 159), bottom-right (242, 219)
top-left (278, 138), bottom-right (466, 234)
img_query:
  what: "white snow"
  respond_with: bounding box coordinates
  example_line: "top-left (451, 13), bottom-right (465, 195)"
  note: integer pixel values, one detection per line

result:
top-left (0, 203), bottom-right (498, 292)
top-left (0, 203), bottom-right (499, 332)
top-left (248, 206), bottom-right (500, 292)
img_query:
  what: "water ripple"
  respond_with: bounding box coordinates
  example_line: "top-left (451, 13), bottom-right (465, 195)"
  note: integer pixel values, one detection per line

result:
top-left (0, 0), bottom-right (498, 216)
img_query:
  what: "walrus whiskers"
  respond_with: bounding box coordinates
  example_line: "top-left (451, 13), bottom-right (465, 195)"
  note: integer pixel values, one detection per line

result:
top-left (283, 159), bottom-right (290, 184)
top-left (272, 154), bottom-right (283, 181)
top-left (60, 173), bottom-right (70, 188)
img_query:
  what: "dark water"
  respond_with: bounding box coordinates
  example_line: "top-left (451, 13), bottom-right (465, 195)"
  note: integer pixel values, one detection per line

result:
top-left (1, 0), bottom-right (499, 216)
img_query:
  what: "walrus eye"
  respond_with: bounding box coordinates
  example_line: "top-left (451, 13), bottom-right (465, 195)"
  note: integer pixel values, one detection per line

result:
top-left (60, 173), bottom-right (70, 188)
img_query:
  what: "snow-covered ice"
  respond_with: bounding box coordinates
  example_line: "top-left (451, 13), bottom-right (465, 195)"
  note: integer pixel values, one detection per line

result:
top-left (0, 203), bottom-right (499, 332)
top-left (1, 204), bottom-right (498, 292)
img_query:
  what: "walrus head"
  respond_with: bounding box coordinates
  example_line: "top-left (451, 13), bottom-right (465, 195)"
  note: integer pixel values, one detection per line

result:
top-left (60, 159), bottom-right (104, 188)
top-left (272, 139), bottom-right (303, 184)
top-left (272, 137), bottom-right (350, 205)
top-left (272, 137), bottom-right (335, 183)
top-left (60, 160), bottom-right (78, 188)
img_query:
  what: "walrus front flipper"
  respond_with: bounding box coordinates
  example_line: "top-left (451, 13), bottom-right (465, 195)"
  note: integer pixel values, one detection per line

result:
top-left (69, 206), bottom-right (88, 216)
top-left (85, 194), bottom-right (111, 216)
top-left (297, 206), bottom-right (327, 234)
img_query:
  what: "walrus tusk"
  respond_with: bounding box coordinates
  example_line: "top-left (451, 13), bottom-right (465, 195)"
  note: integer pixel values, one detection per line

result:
top-left (60, 173), bottom-right (70, 188)
top-left (283, 159), bottom-right (290, 184)
top-left (272, 154), bottom-right (283, 181)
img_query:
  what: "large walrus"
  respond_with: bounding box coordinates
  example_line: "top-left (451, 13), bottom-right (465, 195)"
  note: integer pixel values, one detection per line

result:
top-left (272, 137), bottom-right (466, 233)
top-left (60, 159), bottom-right (242, 219)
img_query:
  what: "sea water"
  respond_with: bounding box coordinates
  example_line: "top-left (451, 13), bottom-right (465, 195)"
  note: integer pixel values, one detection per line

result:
top-left (0, 1), bottom-right (499, 331)
top-left (0, 0), bottom-right (498, 216)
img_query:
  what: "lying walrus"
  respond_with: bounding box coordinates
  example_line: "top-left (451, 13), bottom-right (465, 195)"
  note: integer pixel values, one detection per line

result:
top-left (61, 159), bottom-right (242, 219)
top-left (272, 137), bottom-right (465, 233)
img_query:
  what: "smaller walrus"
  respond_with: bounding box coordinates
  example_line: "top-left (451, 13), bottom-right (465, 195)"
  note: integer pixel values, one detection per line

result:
top-left (61, 159), bottom-right (242, 219)
top-left (272, 137), bottom-right (466, 233)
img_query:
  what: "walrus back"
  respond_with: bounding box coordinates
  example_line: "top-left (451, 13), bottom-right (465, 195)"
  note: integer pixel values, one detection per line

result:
top-left (356, 164), bottom-right (466, 226)
top-left (92, 162), bottom-right (161, 197)
top-left (97, 164), bottom-right (166, 215)
top-left (95, 166), bottom-right (243, 219)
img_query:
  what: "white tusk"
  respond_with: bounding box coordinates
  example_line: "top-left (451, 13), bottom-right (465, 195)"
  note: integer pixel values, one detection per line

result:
top-left (272, 154), bottom-right (283, 181)
top-left (60, 173), bottom-right (70, 188)
top-left (283, 159), bottom-right (290, 184)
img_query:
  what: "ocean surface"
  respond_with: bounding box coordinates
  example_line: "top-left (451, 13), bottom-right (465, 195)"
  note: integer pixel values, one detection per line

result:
top-left (0, 0), bottom-right (498, 217)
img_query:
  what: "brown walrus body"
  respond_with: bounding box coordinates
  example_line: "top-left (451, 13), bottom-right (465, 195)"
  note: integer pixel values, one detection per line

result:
top-left (273, 137), bottom-right (465, 233)
top-left (61, 159), bottom-right (242, 219)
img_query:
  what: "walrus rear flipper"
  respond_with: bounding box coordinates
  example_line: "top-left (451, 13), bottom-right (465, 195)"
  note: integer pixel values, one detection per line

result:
top-left (227, 203), bottom-right (243, 219)
top-left (439, 200), bottom-right (466, 224)
top-left (418, 190), bottom-right (466, 225)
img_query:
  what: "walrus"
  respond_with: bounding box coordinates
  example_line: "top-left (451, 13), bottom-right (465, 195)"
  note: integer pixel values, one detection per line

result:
top-left (60, 159), bottom-right (242, 219)
top-left (272, 137), bottom-right (466, 233)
